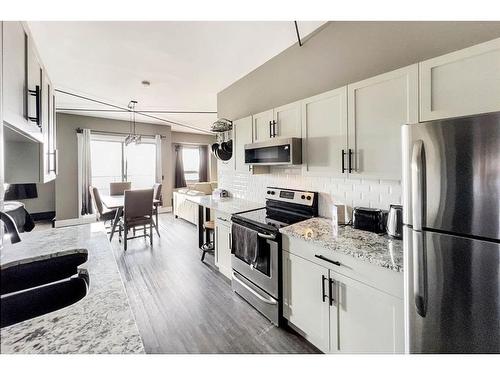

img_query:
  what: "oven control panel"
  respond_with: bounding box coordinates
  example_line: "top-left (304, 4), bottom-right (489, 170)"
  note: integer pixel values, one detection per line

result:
top-left (266, 187), bottom-right (316, 206)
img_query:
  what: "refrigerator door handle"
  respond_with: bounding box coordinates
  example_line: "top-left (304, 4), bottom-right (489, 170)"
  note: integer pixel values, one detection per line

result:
top-left (411, 140), bottom-right (425, 231)
top-left (413, 230), bottom-right (428, 317)
top-left (411, 139), bottom-right (428, 317)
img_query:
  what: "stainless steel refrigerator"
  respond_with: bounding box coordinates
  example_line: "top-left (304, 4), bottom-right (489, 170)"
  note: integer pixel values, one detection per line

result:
top-left (402, 112), bottom-right (500, 354)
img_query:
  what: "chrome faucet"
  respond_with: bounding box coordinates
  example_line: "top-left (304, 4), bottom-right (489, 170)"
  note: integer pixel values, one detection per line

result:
top-left (0, 211), bottom-right (21, 244)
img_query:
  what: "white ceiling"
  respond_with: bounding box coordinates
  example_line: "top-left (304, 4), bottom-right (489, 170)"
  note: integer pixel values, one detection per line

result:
top-left (27, 21), bottom-right (325, 133)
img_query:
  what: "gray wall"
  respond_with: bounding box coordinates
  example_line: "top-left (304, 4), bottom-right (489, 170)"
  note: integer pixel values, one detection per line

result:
top-left (218, 21), bottom-right (500, 119)
top-left (55, 113), bottom-right (173, 221)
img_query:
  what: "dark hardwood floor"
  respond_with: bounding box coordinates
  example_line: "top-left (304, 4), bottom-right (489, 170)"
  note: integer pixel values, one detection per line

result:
top-left (109, 213), bottom-right (319, 354)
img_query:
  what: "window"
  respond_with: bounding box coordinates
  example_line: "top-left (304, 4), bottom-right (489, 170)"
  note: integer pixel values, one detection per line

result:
top-left (90, 136), bottom-right (157, 195)
top-left (182, 147), bottom-right (200, 182)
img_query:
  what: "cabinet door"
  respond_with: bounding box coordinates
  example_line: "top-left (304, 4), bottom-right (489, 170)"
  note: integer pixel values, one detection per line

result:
top-left (273, 101), bottom-right (301, 139)
top-left (333, 271), bottom-right (404, 354)
top-left (301, 86), bottom-right (347, 177)
top-left (252, 109), bottom-right (273, 142)
top-left (49, 83), bottom-right (58, 175)
top-left (420, 38), bottom-right (500, 121)
top-left (2, 22), bottom-right (29, 130)
top-left (348, 64), bottom-right (418, 180)
top-left (40, 72), bottom-right (50, 182)
top-left (285, 251), bottom-right (330, 353)
top-left (215, 221), bottom-right (232, 279)
top-left (233, 116), bottom-right (252, 173)
top-left (26, 35), bottom-right (43, 132)
top-left (39, 73), bottom-right (56, 182)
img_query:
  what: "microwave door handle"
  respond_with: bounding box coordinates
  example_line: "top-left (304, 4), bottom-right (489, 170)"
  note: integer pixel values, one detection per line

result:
top-left (411, 140), bottom-right (427, 317)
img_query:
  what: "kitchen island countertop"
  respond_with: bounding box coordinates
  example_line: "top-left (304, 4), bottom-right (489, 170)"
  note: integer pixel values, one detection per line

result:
top-left (280, 217), bottom-right (403, 272)
top-left (0, 223), bottom-right (144, 354)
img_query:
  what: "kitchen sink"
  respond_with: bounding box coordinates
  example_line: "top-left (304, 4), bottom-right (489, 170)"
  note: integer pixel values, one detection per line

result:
top-left (1, 249), bottom-right (88, 295)
top-left (0, 249), bottom-right (90, 328)
top-left (0, 270), bottom-right (89, 328)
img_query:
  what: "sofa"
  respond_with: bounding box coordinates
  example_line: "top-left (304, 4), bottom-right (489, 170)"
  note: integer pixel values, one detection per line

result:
top-left (173, 182), bottom-right (217, 225)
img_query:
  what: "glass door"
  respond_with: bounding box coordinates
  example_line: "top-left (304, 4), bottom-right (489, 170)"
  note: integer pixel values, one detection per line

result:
top-left (90, 139), bottom-right (123, 195)
top-left (124, 142), bottom-right (156, 188)
top-left (90, 136), bottom-right (157, 195)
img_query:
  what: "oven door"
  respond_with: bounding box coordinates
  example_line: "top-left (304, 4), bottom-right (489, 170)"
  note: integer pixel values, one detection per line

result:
top-left (231, 232), bottom-right (279, 299)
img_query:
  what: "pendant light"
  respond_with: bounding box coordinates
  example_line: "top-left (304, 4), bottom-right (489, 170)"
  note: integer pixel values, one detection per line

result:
top-left (125, 100), bottom-right (141, 145)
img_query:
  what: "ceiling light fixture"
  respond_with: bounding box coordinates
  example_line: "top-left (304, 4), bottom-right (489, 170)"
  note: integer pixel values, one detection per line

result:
top-left (125, 100), bottom-right (141, 145)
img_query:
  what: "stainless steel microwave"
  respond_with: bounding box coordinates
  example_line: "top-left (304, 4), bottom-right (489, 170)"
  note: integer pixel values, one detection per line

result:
top-left (244, 138), bottom-right (302, 166)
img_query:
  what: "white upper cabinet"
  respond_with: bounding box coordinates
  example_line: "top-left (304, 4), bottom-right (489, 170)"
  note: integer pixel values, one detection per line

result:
top-left (301, 86), bottom-right (347, 177)
top-left (419, 37), bottom-right (500, 121)
top-left (333, 270), bottom-right (404, 354)
top-left (273, 101), bottom-right (301, 139)
top-left (252, 109), bottom-right (273, 142)
top-left (233, 116), bottom-right (252, 173)
top-left (2, 21), bottom-right (40, 138)
top-left (283, 251), bottom-right (330, 353)
top-left (347, 64), bottom-right (418, 180)
top-left (252, 102), bottom-right (301, 142)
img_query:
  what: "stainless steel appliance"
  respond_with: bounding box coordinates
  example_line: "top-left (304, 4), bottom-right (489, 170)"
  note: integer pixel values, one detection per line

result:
top-left (352, 207), bottom-right (387, 233)
top-left (386, 205), bottom-right (403, 239)
top-left (244, 138), bottom-right (302, 165)
top-left (231, 187), bottom-right (318, 325)
top-left (402, 112), bottom-right (500, 353)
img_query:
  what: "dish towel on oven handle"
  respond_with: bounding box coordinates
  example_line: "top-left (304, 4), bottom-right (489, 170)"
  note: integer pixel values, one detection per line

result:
top-left (231, 222), bottom-right (260, 266)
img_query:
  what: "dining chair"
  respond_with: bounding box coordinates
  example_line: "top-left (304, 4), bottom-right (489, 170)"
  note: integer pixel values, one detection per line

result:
top-left (118, 188), bottom-right (154, 251)
top-left (89, 186), bottom-right (117, 228)
top-left (110, 181), bottom-right (132, 196)
top-left (152, 183), bottom-right (162, 237)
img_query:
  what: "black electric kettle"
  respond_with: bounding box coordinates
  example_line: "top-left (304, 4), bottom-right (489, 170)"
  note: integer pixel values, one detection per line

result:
top-left (386, 204), bottom-right (403, 239)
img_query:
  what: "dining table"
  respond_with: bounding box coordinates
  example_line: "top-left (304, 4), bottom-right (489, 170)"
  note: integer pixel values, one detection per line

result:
top-left (100, 194), bottom-right (161, 241)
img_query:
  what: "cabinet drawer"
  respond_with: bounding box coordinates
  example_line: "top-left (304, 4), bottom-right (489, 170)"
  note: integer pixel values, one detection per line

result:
top-left (282, 234), bottom-right (403, 299)
top-left (215, 211), bottom-right (232, 225)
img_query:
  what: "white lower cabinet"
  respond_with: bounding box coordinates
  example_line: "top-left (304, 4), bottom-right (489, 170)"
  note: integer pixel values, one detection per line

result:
top-left (282, 250), bottom-right (331, 353)
top-left (215, 217), bottom-right (232, 279)
top-left (283, 249), bottom-right (403, 354)
top-left (333, 271), bottom-right (404, 353)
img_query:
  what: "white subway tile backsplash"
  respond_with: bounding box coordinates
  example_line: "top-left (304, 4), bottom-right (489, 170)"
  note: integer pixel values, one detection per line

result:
top-left (218, 168), bottom-right (401, 218)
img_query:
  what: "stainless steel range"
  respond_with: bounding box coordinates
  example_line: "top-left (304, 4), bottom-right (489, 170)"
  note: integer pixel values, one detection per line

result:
top-left (231, 187), bottom-right (318, 326)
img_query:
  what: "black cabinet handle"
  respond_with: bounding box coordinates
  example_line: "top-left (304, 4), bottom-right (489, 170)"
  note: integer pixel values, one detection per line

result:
top-left (269, 121), bottom-right (272, 138)
top-left (315, 254), bottom-right (341, 267)
top-left (321, 275), bottom-right (328, 302)
top-left (272, 120), bottom-right (277, 137)
top-left (329, 278), bottom-right (336, 306)
top-left (28, 85), bottom-right (41, 127)
top-left (341, 149), bottom-right (346, 173)
top-left (348, 148), bottom-right (353, 173)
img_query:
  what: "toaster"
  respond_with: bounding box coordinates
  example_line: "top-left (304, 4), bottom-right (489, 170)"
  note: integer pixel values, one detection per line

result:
top-left (352, 207), bottom-right (388, 234)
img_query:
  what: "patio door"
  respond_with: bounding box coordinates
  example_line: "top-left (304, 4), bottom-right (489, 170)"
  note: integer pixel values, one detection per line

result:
top-left (90, 135), bottom-right (156, 195)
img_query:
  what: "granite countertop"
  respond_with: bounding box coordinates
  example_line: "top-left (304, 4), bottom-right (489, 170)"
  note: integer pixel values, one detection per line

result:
top-left (185, 195), bottom-right (264, 215)
top-left (280, 217), bottom-right (403, 272)
top-left (0, 223), bottom-right (144, 354)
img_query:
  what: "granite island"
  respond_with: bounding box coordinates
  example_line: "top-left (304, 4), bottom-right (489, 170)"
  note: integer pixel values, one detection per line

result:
top-left (0, 223), bottom-right (144, 354)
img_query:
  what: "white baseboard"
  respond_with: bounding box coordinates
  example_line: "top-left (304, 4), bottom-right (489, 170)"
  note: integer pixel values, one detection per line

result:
top-left (54, 215), bottom-right (97, 228)
top-left (158, 206), bottom-right (172, 213)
